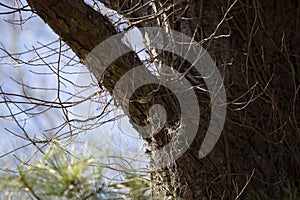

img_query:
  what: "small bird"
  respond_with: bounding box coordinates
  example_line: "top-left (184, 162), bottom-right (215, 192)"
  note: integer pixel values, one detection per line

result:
top-left (130, 94), bottom-right (153, 104)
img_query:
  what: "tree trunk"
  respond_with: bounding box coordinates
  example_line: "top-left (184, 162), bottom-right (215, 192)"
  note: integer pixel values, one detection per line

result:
top-left (27, 0), bottom-right (299, 199)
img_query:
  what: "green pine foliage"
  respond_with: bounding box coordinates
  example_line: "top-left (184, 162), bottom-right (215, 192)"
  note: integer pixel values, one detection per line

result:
top-left (0, 142), bottom-right (150, 200)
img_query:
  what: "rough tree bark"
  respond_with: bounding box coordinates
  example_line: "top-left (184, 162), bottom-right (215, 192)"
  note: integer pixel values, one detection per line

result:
top-left (27, 0), bottom-right (299, 199)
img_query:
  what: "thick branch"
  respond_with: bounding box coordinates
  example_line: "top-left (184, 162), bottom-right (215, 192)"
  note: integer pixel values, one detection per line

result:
top-left (26, 0), bottom-right (180, 145)
top-left (27, 0), bottom-right (117, 59)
